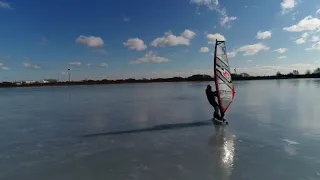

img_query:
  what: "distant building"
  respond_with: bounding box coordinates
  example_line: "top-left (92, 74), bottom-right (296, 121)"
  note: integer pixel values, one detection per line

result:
top-left (25, 80), bottom-right (36, 84)
top-left (36, 79), bottom-right (58, 83)
top-left (44, 79), bottom-right (58, 83)
top-left (239, 73), bottom-right (250, 77)
top-left (41, 80), bottom-right (49, 83)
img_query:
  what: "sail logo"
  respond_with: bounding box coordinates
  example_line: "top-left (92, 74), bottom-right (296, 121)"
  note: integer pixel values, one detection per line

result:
top-left (219, 68), bottom-right (231, 82)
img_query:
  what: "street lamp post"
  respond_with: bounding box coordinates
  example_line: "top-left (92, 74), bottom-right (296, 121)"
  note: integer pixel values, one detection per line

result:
top-left (68, 69), bottom-right (71, 82)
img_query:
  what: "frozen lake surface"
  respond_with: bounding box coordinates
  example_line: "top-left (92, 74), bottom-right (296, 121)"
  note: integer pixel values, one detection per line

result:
top-left (1, 79), bottom-right (320, 180)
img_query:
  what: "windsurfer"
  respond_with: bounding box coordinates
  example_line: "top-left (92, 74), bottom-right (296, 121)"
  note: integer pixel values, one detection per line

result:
top-left (205, 84), bottom-right (225, 120)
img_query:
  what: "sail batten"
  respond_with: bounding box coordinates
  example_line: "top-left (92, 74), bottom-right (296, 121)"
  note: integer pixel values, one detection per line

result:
top-left (213, 40), bottom-right (235, 113)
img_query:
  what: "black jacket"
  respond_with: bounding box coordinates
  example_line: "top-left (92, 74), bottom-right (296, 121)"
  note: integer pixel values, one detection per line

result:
top-left (206, 88), bottom-right (218, 106)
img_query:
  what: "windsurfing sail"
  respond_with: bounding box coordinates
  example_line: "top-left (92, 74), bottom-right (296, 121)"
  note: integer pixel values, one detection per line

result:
top-left (213, 39), bottom-right (235, 113)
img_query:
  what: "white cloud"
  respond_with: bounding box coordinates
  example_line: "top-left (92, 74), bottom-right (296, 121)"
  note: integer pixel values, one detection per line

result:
top-left (190, 0), bottom-right (237, 27)
top-left (309, 42), bottom-right (320, 51)
top-left (278, 56), bottom-right (287, 59)
top-left (182, 29), bottom-right (196, 39)
top-left (4, 55), bottom-right (11, 59)
top-left (295, 32), bottom-right (309, 44)
top-left (123, 16), bottom-right (130, 22)
top-left (23, 63), bottom-right (41, 69)
top-left (165, 31), bottom-right (173, 36)
top-left (92, 49), bottom-right (108, 54)
top-left (0, 1), bottom-right (12, 9)
top-left (275, 48), bottom-right (288, 54)
top-left (61, 71), bottom-right (66, 75)
top-left (237, 43), bottom-right (270, 56)
top-left (190, 0), bottom-right (219, 9)
top-left (69, 62), bottom-right (82, 66)
top-left (207, 33), bottom-right (226, 44)
top-left (247, 60), bottom-right (252, 62)
top-left (0, 64), bottom-right (9, 70)
top-left (208, 43), bottom-right (268, 57)
top-left (301, 32), bottom-right (309, 38)
top-left (199, 47), bottom-right (210, 53)
top-left (256, 31), bottom-right (272, 39)
top-left (1, 66), bottom-right (9, 70)
top-left (39, 37), bottom-right (49, 46)
top-left (221, 16), bottom-right (237, 26)
top-left (292, 10), bottom-right (299, 20)
top-left (283, 16), bottom-right (320, 32)
top-left (316, 9), bottom-right (320, 17)
top-left (227, 51), bottom-right (237, 58)
top-left (98, 63), bottom-right (108, 67)
top-left (32, 65), bottom-right (41, 69)
top-left (76, 35), bottom-right (104, 47)
top-left (130, 51), bottom-right (169, 64)
top-left (295, 38), bottom-right (306, 44)
top-left (85, 63), bottom-right (91, 67)
top-left (281, 0), bottom-right (296, 13)
top-left (0, 63), bottom-right (9, 72)
top-left (311, 35), bottom-right (320, 42)
top-left (151, 29), bottom-right (196, 47)
top-left (23, 63), bottom-right (30, 68)
top-left (123, 38), bottom-right (147, 51)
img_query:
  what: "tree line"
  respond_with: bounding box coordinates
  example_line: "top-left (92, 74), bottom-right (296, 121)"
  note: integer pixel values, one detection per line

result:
top-left (0, 75), bottom-right (214, 88)
top-left (1, 68), bottom-right (320, 88)
top-left (277, 68), bottom-right (320, 76)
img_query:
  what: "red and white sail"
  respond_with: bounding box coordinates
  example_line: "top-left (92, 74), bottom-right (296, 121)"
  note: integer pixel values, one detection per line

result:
top-left (213, 40), bottom-right (235, 113)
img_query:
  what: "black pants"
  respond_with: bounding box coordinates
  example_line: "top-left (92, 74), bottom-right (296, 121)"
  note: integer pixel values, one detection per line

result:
top-left (210, 102), bottom-right (224, 119)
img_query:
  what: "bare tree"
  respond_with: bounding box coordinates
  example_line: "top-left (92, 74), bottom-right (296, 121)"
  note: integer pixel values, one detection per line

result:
top-left (313, 68), bottom-right (320, 74)
top-left (305, 69), bottom-right (311, 75)
top-left (276, 71), bottom-right (282, 76)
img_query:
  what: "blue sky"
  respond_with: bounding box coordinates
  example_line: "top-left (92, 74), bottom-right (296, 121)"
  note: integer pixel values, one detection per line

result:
top-left (0, 0), bottom-right (320, 81)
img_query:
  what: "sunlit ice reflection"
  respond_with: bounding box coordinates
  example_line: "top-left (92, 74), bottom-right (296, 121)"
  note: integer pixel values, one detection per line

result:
top-left (208, 125), bottom-right (236, 179)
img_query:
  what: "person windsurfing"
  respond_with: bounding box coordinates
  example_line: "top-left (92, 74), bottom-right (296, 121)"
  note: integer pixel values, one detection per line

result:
top-left (205, 84), bottom-right (225, 121)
